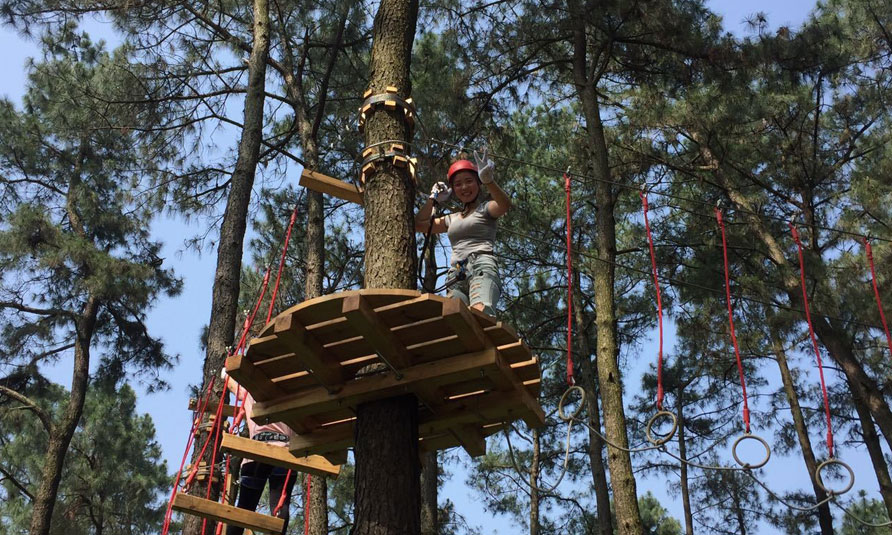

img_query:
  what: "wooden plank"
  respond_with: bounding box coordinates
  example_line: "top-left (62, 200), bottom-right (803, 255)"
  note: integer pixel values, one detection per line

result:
top-left (220, 434), bottom-right (340, 478)
top-left (342, 294), bottom-right (413, 369)
top-left (252, 347), bottom-right (500, 424)
top-left (450, 424), bottom-right (486, 457)
top-left (290, 422), bottom-right (355, 457)
top-left (225, 355), bottom-right (285, 403)
top-left (442, 297), bottom-right (488, 352)
top-left (485, 351), bottom-right (546, 429)
top-left (171, 493), bottom-right (285, 533)
top-left (271, 313), bottom-right (344, 388)
top-left (299, 168), bottom-right (363, 205)
top-left (188, 398), bottom-right (237, 418)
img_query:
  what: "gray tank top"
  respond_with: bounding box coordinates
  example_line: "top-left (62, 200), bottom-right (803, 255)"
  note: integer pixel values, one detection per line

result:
top-left (444, 201), bottom-right (498, 263)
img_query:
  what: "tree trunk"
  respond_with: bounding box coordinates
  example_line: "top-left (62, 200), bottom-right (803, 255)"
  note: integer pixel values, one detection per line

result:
top-left (29, 296), bottom-right (100, 535)
top-left (571, 266), bottom-right (612, 535)
top-left (352, 1), bottom-right (419, 534)
top-left (185, 1), bottom-right (269, 533)
top-left (530, 428), bottom-right (540, 535)
top-left (770, 338), bottom-right (833, 534)
top-left (569, 5), bottom-right (643, 534)
top-left (676, 385), bottom-right (693, 535)
top-left (420, 452), bottom-right (438, 535)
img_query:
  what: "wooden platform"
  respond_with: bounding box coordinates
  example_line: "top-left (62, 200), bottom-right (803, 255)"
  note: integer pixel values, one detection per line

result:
top-left (172, 493), bottom-right (284, 533)
top-left (226, 290), bottom-right (543, 459)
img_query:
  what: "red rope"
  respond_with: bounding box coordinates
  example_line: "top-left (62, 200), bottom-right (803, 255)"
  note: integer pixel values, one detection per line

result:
top-left (789, 223), bottom-right (835, 457)
top-left (864, 239), bottom-right (892, 361)
top-left (641, 192), bottom-right (665, 410)
top-left (564, 172), bottom-right (574, 385)
top-left (267, 204), bottom-right (300, 323)
top-left (272, 469), bottom-right (293, 518)
top-left (715, 208), bottom-right (752, 433)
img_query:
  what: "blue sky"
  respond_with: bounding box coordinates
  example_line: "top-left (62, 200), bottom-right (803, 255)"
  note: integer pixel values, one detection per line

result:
top-left (2, 1), bottom-right (889, 533)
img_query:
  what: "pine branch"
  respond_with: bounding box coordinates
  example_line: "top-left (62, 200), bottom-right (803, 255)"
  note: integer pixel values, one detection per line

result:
top-left (0, 385), bottom-right (53, 434)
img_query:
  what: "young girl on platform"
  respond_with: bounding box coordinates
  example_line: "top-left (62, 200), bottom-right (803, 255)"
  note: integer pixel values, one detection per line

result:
top-left (414, 150), bottom-right (511, 316)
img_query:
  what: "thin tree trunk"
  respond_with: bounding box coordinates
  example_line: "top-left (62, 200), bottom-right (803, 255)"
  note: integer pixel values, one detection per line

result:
top-left (676, 385), bottom-right (694, 535)
top-left (571, 266), bottom-right (612, 535)
top-left (530, 428), bottom-right (540, 535)
top-left (569, 4), bottom-right (643, 534)
top-left (29, 296), bottom-right (99, 535)
top-left (352, 0), bottom-right (420, 533)
top-left (185, 1), bottom-right (270, 533)
top-left (420, 452), bottom-right (438, 535)
top-left (770, 338), bottom-right (833, 534)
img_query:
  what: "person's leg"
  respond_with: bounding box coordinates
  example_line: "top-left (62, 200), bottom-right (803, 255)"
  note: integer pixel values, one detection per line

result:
top-left (225, 462), bottom-right (272, 535)
top-left (267, 468), bottom-right (299, 533)
top-left (445, 262), bottom-right (470, 305)
top-left (467, 254), bottom-right (500, 316)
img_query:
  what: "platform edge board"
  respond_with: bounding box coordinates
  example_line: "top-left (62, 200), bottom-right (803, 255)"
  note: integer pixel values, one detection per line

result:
top-left (252, 347), bottom-right (500, 424)
top-left (171, 493), bottom-right (285, 533)
top-left (299, 168), bottom-right (363, 205)
top-left (442, 297), bottom-right (488, 352)
top-left (220, 434), bottom-right (340, 478)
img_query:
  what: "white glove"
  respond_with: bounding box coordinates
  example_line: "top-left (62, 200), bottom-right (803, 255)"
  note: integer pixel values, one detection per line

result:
top-left (474, 148), bottom-right (494, 184)
top-left (220, 368), bottom-right (228, 380)
top-left (429, 181), bottom-right (452, 203)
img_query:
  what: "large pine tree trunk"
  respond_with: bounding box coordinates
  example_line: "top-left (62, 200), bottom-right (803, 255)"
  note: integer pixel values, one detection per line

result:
top-left (184, 1), bottom-right (269, 533)
top-left (569, 5), bottom-right (643, 534)
top-left (571, 267), bottom-right (612, 535)
top-left (29, 296), bottom-right (99, 535)
top-left (352, 1), bottom-right (420, 533)
top-left (770, 338), bottom-right (833, 534)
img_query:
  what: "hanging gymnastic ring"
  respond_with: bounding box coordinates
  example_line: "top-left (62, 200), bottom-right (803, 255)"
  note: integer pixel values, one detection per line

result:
top-left (815, 458), bottom-right (855, 496)
top-left (645, 411), bottom-right (678, 446)
top-left (558, 385), bottom-right (586, 421)
top-left (731, 433), bottom-right (771, 469)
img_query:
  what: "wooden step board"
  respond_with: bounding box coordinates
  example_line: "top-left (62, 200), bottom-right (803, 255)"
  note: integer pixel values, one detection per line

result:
top-left (299, 168), bottom-right (363, 205)
top-left (220, 434), bottom-right (341, 478)
top-left (226, 290), bottom-right (544, 459)
top-left (171, 493), bottom-right (284, 534)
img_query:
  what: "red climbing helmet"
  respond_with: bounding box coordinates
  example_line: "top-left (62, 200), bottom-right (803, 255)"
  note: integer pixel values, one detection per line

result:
top-left (447, 159), bottom-right (478, 185)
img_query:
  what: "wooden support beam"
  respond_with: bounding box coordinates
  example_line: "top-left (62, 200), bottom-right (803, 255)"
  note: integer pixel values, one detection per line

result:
top-left (299, 168), bottom-right (363, 205)
top-left (220, 434), bottom-right (340, 478)
top-left (171, 493), bottom-right (285, 533)
top-left (342, 294), bottom-right (413, 369)
top-left (449, 424), bottom-right (486, 457)
top-left (225, 355), bottom-right (286, 403)
top-left (270, 313), bottom-right (344, 389)
top-left (188, 398), bottom-right (237, 418)
top-left (253, 347), bottom-right (499, 424)
top-left (484, 350), bottom-right (546, 429)
top-left (442, 297), bottom-right (488, 352)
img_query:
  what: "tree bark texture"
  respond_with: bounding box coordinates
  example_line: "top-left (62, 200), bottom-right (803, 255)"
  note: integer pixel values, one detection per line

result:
top-left (353, 395), bottom-right (421, 535)
top-left (29, 296), bottom-right (99, 535)
top-left (570, 5), bottom-right (643, 534)
top-left (185, 1), bottom-right (269, 534)
top-left (571, 266), bottom-right (613, 535)
top-left (353, 1), bottom-right (420, 534)
top-left (771, 338), bottom-right (834, 534)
